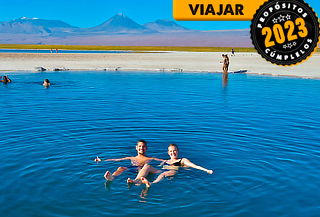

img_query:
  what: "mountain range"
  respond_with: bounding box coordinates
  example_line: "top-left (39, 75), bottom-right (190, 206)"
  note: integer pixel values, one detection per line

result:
top-left (0, 14), bottom-right (251, 47)
top-left (0, 14), bottom-right (191, 34)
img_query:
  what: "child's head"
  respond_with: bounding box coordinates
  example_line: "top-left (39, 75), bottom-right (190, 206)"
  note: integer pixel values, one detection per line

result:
top-left (136, 139), bottom-right (147, 155)
top-left (168, 144), bottom-right (179, 159)
top-left (43, 79), bottom-right (51, 87)
top-left (3, 76), bottom-right (9, 82)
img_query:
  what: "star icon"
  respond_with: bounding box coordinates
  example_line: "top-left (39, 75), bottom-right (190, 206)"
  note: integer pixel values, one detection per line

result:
top-left (278, 14), bottom-right (285, 22)
top-left (272, 18), bottom-right (278, 24)
top-left (283, 45), bottom-right (287, 49)
top-left (285, 14), bottom-right (291, 20)
top-left (287, 43), bottom-right (293, 49)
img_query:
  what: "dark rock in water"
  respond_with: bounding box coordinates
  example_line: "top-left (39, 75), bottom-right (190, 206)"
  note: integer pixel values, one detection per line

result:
top-left (53, 68), bottom-right (69, 71)
top-left (233, 70), bottom-right (248, 74)
top-left (35, 67), bottom-right (47, 72)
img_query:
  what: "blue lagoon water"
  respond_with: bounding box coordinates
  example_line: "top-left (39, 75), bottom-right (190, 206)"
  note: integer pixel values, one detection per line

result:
top-left (0, 71), bottom-right (319, 217)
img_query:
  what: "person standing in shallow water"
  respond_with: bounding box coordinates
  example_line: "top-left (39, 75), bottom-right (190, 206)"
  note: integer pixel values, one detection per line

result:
top-left (140, 144), bottom-right (213, 188)
top-left (220, 54), bottom-right (230, 74)
top-left (224, 54), bottom-right (230, 73)
top-left (94, 140), bottom-right (163, 181)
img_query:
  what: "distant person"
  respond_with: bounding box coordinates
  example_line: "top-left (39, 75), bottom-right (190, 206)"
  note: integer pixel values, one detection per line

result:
top-left (43, 79), bottom-right (51, 87)
top-left (56, 49), bottom-right (59, 53)
top-left (225, 54), bottom-right (230, 73)
top-left (231, 48), bottom-right (235, 56)
top-left (94, 140), bottom-right (163, 182)
top-left (0, 75), bottom-right (12, 83)
top-left (140, 144), bottom-right (213, 188)
top-left (220, 54), bottom-right (229, 73)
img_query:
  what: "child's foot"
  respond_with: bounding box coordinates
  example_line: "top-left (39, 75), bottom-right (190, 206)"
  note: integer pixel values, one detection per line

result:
top-left (127, 178), bottom-right (135, 184)
top-left (104, 171), bottom-right (114, 181)
top-left (140, 177), bottom-right (151, 188)
top-left (127, 178), bottom-right (142, 185)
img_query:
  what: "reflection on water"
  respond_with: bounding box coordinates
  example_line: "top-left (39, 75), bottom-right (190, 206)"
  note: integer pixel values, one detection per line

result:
top-left (1, 71), bottom-right (320, 217)
top-left (222, 72), bottom-right (228, 87)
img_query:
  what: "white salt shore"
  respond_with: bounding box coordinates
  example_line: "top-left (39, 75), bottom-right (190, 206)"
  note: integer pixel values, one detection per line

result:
top-left (0, 51), bottom-right (319, 79)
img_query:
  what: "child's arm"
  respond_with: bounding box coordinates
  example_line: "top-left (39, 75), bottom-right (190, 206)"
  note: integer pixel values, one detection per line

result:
top-left (94, 156), bottom-right (132, 162)
top-left (148, 157), bottom-right (166, 166)
top-left (150, 157), bottom-right (165, 162)
top-left (181, 158), bottom-right (213, 174)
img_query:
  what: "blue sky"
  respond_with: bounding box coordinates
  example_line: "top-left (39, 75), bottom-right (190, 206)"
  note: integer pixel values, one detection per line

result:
top-left (0, 0), bottom-right (319, 30)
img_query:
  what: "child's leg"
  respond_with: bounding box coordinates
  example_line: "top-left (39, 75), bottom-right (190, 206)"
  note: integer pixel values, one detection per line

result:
top-left (112, 167), bottom-right (128, 177)
top-left (148, 165), bottom-right (162, 174)
top-left (141, 170), bottom-right (176, 187)
top-left (104, 167), bottom-right (127, 181)
top-left (152, 170), bottom-right (176, 184)
top-left (127, 164), bottom-right (158, 184)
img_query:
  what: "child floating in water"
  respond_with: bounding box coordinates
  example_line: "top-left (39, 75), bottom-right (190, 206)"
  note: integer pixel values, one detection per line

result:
top-left (0, 75), bottom-right (12, 83)
top-left (94, 140), bottom-right (163, 181)
top-left (43, 79), bottom-right (51, 87)
top-left (140, 144), bottom-right (213, 187)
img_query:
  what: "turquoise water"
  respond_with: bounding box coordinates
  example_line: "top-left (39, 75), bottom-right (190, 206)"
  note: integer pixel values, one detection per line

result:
top-left (1, 71), bottom-right (319, 217)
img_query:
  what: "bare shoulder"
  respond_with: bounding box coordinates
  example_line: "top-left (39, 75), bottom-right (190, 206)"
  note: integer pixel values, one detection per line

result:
top-left (181, 157), bottom-right (189, 162)
top-left (181, 158), bottom-right (191, 166)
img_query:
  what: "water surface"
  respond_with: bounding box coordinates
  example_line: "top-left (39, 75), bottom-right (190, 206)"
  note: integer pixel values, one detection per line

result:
top-left (0, 71), bottom-right (319, 217)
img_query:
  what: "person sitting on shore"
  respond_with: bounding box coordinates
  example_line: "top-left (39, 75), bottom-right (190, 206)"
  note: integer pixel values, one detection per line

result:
top-left (43, 79), bottom-right (51, 87)
top-left (139, 144), bottom-right (213, 188)
top-left (0, 75), bottom-right (12, 83)
top-left (94, 140), bottom-right (163, 181)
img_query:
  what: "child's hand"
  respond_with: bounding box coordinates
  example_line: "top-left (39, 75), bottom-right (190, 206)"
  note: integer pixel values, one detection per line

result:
top-left (94, 156), bottom-right (101, 162)
top-left (207, 169), bottom-right (214, 174)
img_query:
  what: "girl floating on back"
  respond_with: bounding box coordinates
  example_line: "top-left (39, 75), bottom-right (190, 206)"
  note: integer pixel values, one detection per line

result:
top-left (140, 144), bottom-right (213, 188)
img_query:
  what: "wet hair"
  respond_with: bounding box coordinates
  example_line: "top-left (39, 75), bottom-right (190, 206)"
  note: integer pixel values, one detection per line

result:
top-left (168, 143), bottom-right (179, 151)
top-left (137, 139), bottom-right (147, 146)
top-left (44, 79), bottom-right (50, 83)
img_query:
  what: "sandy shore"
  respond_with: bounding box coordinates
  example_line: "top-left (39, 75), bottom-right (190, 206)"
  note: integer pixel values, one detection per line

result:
top-left (0, 51), bottom-right (319, 79)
